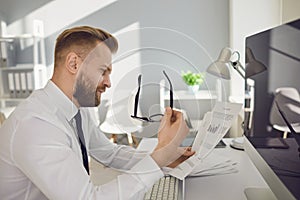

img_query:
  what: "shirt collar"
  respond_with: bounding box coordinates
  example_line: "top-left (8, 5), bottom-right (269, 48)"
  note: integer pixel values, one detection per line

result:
top-left (44, 80), bottom-right (78, 121)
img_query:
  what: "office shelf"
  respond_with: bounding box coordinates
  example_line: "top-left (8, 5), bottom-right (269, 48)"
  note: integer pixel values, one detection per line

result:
top-left (0, 32), bottom-right (47, 108)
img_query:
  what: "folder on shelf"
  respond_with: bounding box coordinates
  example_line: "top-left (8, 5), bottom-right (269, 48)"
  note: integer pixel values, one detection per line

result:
top-left (26, 72), bottom-right (33, 94)
top-left (14, 72), bottom-right (21, 98)
top-left (20, 72), bottom-right (27, 97)
top-left (8, 72), bottom-right (15, 98)
top-left (6, 71), bottom-right (33, 99)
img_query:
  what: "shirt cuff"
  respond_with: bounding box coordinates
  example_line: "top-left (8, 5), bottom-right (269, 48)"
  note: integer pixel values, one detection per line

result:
top-left (129, 155), bottom-right (164, 189)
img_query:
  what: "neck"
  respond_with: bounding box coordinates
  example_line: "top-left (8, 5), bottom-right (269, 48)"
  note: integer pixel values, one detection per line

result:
top-left (51, 71), bottom-right (80, 108)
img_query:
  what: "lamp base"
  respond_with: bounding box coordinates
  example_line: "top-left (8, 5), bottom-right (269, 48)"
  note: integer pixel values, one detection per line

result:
top-left (230, 137), bottom-right (244, 150)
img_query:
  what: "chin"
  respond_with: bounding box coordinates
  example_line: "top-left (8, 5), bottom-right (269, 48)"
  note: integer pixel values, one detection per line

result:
top-left (95, 96), bottom-right (101, 106)
top-left (95, 101), bottom-right (101, 107)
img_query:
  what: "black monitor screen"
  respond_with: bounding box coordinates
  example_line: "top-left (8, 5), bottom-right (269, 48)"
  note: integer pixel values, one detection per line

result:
top-left (245, 18), bottom-right (300, 199)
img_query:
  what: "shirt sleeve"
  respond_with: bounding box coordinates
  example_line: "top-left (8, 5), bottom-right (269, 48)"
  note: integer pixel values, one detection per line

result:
top-left (12, 116), bottom-right (163, 200)
top-left (88, 122), bottom-right (152, 170)
top-left (84, 107), bottom-right (154, 170)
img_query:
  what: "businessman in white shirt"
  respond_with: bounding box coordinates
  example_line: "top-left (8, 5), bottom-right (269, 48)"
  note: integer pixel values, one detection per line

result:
top-left (0, 26), bottom-right (194, 199)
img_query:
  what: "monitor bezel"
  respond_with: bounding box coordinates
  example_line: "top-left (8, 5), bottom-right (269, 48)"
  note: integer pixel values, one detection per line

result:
top-left (243, 136), bottom-right (296, 200)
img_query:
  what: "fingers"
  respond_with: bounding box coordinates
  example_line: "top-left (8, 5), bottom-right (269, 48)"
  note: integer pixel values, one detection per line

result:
top-left (171, 110), bottom-right (177, 123)
top-left (168, 108), bottom-right (183, 124)
top-left (166, 147), bottom-right (196, 168)
top-left (183, 150), bottom-right (195, 157)
top-left (161, 107), bottom-right (184, 126)
top-left (165, 107), bottom-right (173, 119)
top-left (184, 147), bottom-right (192, 151)
top-left (162, 107), bottom-right (175, 125)
top-left (155, 108), bottom-right (190, 167)
top-left (182, 147), bottom-right (195, 156)
top-left (158, 107), bottom-right (171, 130)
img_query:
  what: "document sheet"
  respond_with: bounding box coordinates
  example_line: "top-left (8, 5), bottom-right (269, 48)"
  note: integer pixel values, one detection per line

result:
top-left (168, 102), bottom-right (242, 180)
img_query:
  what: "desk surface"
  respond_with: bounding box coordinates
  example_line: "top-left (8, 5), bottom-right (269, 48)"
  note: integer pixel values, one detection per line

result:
top-left (185, 139), bottom-right (269, 200)
top-left (91, 138), bottom-right (270, 200)
top-left (137, 138), bottom-right (270, 200)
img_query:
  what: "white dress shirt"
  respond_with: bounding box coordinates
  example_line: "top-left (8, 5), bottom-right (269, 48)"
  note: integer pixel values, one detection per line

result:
top-left (0, 81), bottom-right (163, 200)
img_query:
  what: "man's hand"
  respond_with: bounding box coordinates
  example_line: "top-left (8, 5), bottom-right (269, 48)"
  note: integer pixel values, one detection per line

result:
top-left (167, 147), bottom-right (195, 168)
top-left (151, 107), bottom-right (191, 167)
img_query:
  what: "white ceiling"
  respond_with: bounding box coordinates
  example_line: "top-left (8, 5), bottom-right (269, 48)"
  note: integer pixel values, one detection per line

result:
top-left (0, 0), bottom-right (51, 24)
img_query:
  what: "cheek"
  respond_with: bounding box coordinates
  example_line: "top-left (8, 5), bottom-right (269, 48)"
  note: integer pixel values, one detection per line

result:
top-left (89, 73), bottom-right (103, 87)
top-left (93, 79), bottom-right (103, 90)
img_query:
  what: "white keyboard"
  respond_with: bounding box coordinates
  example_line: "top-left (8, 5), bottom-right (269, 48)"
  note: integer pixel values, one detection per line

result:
top-left (144, 176), bottom-right (179, 200)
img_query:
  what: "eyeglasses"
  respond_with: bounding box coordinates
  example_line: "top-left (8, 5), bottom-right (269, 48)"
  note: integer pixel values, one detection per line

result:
top-left (131, 70), bottom-right (173, 122)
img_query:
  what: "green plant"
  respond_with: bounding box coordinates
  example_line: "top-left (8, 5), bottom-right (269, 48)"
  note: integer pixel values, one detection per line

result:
top-left (181, 71), bottom-right (205, 86)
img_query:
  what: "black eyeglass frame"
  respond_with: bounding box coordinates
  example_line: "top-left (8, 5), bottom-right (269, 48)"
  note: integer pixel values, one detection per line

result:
top-left (131, 70), bottom-right (173, 122)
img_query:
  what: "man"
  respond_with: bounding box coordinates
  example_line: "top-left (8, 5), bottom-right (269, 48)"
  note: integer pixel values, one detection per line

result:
top-left (0, 26), bottom-right (193, 199)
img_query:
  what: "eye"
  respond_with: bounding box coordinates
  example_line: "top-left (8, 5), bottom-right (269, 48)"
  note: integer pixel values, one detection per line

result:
top-left (98, 68), bottom-right (105, 74)
top-left (98, 66), bottom-right (107, 74)
top-left (98, 65), bottom-right (111, 76)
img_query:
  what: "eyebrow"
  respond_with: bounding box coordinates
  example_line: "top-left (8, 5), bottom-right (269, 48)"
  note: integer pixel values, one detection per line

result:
top-left (106, 65), bottom-right (112, 73)
top-left (99, 64), bottom-right (111, 70)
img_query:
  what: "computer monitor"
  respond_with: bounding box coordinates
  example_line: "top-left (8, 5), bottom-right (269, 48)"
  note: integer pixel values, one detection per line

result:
top-left (274, 100), bottom-right (300, 155)
top-left (243, 18), bottom-right (300, 200)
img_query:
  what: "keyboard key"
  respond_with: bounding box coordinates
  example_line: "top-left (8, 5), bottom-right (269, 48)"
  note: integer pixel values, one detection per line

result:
top-left (144, 176), bottom-right (179, 200)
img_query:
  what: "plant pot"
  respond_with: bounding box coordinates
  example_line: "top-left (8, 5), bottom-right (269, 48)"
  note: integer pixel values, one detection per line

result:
top-left (188, 85), bottom-right (199, 93)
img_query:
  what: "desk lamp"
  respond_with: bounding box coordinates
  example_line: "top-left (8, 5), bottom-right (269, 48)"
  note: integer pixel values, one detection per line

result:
top-left (207, 47), bottom-right (267, 150)
top-left (207, 47), bottom-right (266, 79)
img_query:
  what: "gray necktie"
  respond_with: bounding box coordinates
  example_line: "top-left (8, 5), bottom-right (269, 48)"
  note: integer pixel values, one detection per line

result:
top-left (74, 110), bottom-right (89, 174)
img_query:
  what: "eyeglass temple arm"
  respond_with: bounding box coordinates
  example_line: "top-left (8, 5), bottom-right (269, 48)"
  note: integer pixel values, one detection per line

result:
top-left (133, 74), bottom-right (142, 117)
top-left (163, 70), bottom-right (173, 109)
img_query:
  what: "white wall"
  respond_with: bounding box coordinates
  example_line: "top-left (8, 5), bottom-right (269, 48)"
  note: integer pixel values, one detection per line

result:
top-left (6, 0), bottom-right (118, 38)
top-left (0, 10), bottom-right (6, 22)
top-left (3, 0), bottom-right (300, 137)
top-left (3, 0), bottom-right (230, 135)
top-left (14, 1), bottom-right (299, 138)
top-left (6, 0), bottom-right (229, 114)
top-left (0, 10), bottom-right (6, 34)
top-left (282, 0), bottom-right (300, 23)
top-left (230, 0), bottom-right (281, 98)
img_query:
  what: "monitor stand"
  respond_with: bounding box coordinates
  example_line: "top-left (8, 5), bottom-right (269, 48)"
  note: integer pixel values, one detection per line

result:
top-left (244, 188), bottom-right (277, 200)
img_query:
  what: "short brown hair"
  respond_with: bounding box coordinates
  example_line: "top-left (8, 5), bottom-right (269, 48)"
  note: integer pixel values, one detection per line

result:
top-left (54, 26), bottom-right (118, 67)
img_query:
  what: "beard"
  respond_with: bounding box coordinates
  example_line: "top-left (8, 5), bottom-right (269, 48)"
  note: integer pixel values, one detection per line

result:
top-left (73, 73), bottom-right (101, 107)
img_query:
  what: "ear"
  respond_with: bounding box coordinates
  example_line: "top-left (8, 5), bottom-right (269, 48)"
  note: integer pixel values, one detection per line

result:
top-left (65, 52), bottom-right (80, 74)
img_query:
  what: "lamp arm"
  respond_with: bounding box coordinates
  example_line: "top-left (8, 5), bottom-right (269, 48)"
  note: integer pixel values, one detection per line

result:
top-left (231, 51), bottom-right (245, 79)
top-left (231, 61), bottom-right (245, 79)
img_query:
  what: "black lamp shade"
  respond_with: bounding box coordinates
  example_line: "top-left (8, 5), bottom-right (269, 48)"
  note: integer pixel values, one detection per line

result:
top-left (245, 47), bottom-right (267, 78)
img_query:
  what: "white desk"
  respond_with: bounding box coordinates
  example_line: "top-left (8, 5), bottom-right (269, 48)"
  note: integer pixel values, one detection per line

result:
top-left (90, 138), bottom-right (270, 200)
top-left (138, 138), bottom-right (270, 200)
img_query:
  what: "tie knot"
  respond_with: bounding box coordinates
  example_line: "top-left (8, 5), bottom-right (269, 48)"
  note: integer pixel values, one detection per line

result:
top-left (74, 110), bottom-right (82, 124)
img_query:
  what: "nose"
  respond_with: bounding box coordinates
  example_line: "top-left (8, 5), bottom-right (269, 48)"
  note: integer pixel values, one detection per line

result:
top-left (103, 74), bottom-right (111, 88)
